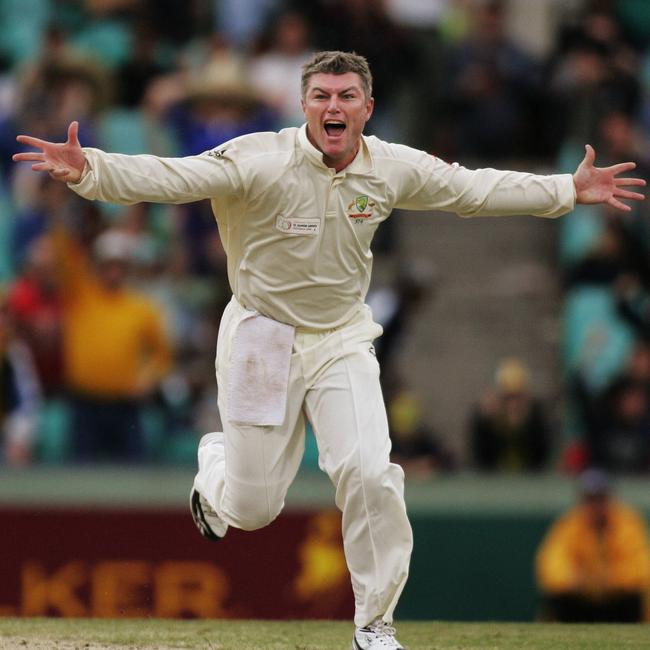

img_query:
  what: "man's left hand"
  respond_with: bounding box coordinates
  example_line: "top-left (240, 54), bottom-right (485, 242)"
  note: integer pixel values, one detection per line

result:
top-left (573, 144), bottom-right (646, 212)
top-left (573, 144), bottom-right (646, 211)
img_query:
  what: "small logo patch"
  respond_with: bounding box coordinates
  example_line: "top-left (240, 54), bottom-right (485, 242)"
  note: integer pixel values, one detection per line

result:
top-left (276, 215), bottom-right (320, 236)
top-left (207, 147), bottom-right (228, 160)
top-left (347, 195), bottom-right (376, 221)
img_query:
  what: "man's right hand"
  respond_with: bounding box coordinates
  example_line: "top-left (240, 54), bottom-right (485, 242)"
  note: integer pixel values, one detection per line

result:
top-left (13, 121), bottom-right (85, 184)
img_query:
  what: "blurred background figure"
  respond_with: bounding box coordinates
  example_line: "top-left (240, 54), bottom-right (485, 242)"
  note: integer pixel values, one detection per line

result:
top-left (470, 357), bottom-right (550, 472)
top-left (388, 386), bottom-right (454, 480)
top-left (249, 10), bottom-right (314, 127)
top-left (0, 289), bottom-right (41, 466)
top-left (536, 468), bottom-right (650, 622)
top-left (573, 340), bottom-right (650, 474)
top-left (168, 33), bottom-right (276, 156)
top-left (366, 259), bottom-right (438, 400)
top-left (7, 234), bottom-right (63, 401)
top-left (438, 0), bottom-right (542, 160)
top-left (547, 6), bottom-right (641, 153)
top-left (54, 221), bottom-right (171, 462)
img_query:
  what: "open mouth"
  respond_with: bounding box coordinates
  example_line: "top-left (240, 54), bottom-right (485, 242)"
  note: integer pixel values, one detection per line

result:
top-left (324, 121), bottom-right (346, 137)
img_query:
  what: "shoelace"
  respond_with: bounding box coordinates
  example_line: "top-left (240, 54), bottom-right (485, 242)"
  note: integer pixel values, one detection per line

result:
top-left (370, 623), bottom-right (396, 637)
top-left (363, 622), bottom-right (399, 647)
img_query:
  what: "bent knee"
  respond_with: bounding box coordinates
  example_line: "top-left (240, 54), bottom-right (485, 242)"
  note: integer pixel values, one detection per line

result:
top-left (224, 494), bottom-right (283, 531)
top-left (232, 511), bottom-right (277, 532)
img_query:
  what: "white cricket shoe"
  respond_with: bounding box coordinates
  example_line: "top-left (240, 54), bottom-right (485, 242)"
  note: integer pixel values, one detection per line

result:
top-left (190, 433), bottom-right (228, 541)
top-left (190, 487), bottom-right (228, 541)
top-left (353, 621), bottom-right (405, 649)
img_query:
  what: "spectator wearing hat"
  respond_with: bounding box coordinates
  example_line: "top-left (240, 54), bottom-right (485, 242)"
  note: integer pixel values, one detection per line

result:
top-left (536, 468), bottom-right (650, 622)
top-left (53, 221), bottom-right (171, 462)
top-left (148, 36), bottom-right (277, 276)
top-left (469, 357), bottom-right (550, 472)
top-left (168, 34), bottom-right (277, 157)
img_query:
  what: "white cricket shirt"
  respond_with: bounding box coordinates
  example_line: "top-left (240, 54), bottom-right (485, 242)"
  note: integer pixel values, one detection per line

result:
top-left (70, 125), bottom-right (576, 329)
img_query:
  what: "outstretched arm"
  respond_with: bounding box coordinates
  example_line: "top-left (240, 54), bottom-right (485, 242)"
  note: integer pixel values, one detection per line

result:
top-left (573, 144), bottom-right (646, 212)
top-left (13, 121), bottom-right (241, 205)
top-left (13, 121), bottom-right (85, 183)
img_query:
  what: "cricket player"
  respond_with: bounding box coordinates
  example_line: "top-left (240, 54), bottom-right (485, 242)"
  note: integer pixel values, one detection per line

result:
top-left (13, 51), bottom-right (645, 650)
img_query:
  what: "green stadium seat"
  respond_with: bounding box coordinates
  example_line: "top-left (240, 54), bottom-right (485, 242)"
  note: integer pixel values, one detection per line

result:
top-left (0, 0), bottom-right (51, 65)
top-left (36, 398), bottom-right (71, 463)
top-left (98, 108), bottom-right (148, 155)
top-left (72, 19), bottom-right (132, 69)
top-left (563, 286), bottom-right (635, 393)
top-left (0, 181), bottom-right (15, 281)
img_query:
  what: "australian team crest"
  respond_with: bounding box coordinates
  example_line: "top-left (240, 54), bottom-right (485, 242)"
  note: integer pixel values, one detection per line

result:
top-left (347, 195), bottom-right (375, 221)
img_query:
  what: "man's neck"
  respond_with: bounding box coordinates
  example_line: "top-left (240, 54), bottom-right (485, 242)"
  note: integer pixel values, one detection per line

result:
top-left (324, 143), bottom-right (360, 173)
top-left (305, 126), bottom-right (360, 172)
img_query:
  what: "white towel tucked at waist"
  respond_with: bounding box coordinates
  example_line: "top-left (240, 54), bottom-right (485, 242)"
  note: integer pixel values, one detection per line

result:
top-left (227, 312), bottom-right (295, 426)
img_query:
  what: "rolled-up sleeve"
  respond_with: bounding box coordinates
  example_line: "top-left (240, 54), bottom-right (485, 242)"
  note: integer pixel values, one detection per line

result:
top-left (393, 148), bottom-right (576, 218)
top-left (68, 147), bottom-right (242, 205)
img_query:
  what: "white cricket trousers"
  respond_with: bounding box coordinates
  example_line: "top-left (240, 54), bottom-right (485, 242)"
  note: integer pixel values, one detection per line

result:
top-left (193, 297), bottom-right (413, 627)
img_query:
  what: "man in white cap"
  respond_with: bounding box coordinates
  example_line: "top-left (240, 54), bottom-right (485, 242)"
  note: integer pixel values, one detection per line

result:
top-left (13, 50), bottom-right (646, 649)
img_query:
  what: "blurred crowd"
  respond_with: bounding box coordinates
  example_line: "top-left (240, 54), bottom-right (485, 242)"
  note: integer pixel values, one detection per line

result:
top-left (1, 0), bottom-right (650, 473)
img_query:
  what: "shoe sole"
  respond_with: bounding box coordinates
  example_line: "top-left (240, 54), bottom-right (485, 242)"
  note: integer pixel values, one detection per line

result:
top-left (190, 488), bottom-right (222, 542)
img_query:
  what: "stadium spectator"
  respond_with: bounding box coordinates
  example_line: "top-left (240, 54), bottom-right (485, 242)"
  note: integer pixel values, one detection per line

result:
top-left (7, 234), bottom-right (64, 398)
top-left (574, 342), bottom-right (650, 474)
top-left (438, 0), bottom-right (543, 159)
top-left (114, 24), bottom-right (170, 108)
top-left (536, 468), bottom-right (650, 622)
top-left (547, 7), bottom-right (641, 149)
top-left (10, 174), bottom-right (70, 270)
top-left (124, 209), bottom-right (230, 459)
top-left (0, 291), bottom-right (41, 466)
top-left (470, 357), bottom-right (550, 472)
top-left (388, 387), bottom-right (454, 479)
top-left (212, 0), bottom-right (281, 49)
top-left (616, 278), bottom-right (650, 342)
top-left (53, 222), bottom-right (172, 462)
top-left (169, 41), bottom-right (276, 155)
top-left (14, 37), bottom-right (107, 147)
top-left (564, 216), bottom-right (635, 289)
top-left (366, 260), bottom-right (437, 398)
top-left (249, 10), bottom-right (314, 128)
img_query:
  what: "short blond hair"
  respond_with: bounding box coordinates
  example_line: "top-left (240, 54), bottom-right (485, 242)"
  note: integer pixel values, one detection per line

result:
top-left (301, 51), bottom-right (373, 99)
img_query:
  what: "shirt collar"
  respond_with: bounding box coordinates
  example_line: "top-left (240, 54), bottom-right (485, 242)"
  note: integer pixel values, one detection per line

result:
top-left (297, 123), bottom-right (374, 175)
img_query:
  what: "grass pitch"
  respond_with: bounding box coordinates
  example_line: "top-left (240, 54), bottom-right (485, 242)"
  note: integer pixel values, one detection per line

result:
top-left (0, 618), bottom-right (648, 649)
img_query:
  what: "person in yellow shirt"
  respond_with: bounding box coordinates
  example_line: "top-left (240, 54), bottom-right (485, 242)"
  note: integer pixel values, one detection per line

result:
top-left (55, 224), bottom-right (171, 461)
top-left (536, 468), bottom-right (650, 622)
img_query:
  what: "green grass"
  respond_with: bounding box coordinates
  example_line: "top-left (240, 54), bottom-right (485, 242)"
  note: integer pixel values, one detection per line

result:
top-left (0, 619), bottom-right (648, 649)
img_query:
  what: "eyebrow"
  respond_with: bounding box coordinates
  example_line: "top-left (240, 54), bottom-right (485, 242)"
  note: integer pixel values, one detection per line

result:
top-left (309, 86), bottom-right (361, 95)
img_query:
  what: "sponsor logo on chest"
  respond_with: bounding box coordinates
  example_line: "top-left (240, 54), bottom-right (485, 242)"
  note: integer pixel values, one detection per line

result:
top-left (276, 215), bottom-right (320, 236)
